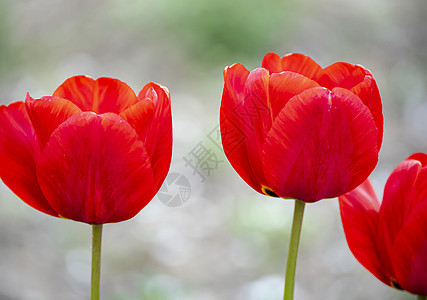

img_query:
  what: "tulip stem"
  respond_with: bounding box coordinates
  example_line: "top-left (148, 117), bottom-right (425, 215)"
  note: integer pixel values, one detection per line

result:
top-left (91, 224), bottom-right (103, 300)
top-left (283, 200), bottom-right (306, 300)
top-left (418, 296), bottom-right (427, 300)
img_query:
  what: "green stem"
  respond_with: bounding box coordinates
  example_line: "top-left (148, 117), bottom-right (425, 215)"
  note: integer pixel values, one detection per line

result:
top-left (91, 224), bottom-right (103, 300)
top-left (418, 295), bottom-right (427, 300)
top-left (283, 200), bottom-right (306, 300)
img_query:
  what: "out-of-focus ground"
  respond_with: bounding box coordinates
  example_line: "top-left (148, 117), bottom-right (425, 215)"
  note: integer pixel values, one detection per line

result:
top-left (0, 0), bottom-right (426, 299)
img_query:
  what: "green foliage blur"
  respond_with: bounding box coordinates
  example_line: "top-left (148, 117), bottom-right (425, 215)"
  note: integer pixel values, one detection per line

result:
top-left (108, 0), bottom-right (296, 67)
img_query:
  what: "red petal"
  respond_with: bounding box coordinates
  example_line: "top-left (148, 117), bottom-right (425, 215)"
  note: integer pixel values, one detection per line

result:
top-left (261, 52), bottom-right (334, 87)
top-left (325, 63), bottom-right (383, 149)
top-left (412, 155), bottom-right (427, 214)
top-left (351, 78), bottom-right (383, 149)
top-left (53, 75), bottom-right (138, 114)
top-left (241, 68), bottom-right (272, 152)
top-left (382, 154), bottom-right (427, 293)
top-left (221, 63), bottom-right (250, 109)
top-left (408, 152), bottom-right (427, 166)
top-left (262, 87), bottom-right (378, 202)
top-left (25, 94), bottom-right (81, 151)
top-left (378, 159), bottom-right (422, 260)
top-left (339, 179), bottom-right (390, 285)
top-left (93, 77), bottom-right (138, 114)
top-left (392, 199), bottom-right (427, 295)
top-left (261, 52), bottom-right (288, 74)
top-left (0, 102), bottom-right (57, 216)
top-left (220, 65), bottom-right (269, 194)
top-left (119, 98), bottom-right (154, 140)
top-left (220, 66), bottom-right (259, 192)
top-left (53, 75), bottom-right (95, 111)
top-left (36, 112), bottom-right (155, 224)
top-left (135, 83), bottom-right (172, 190)
top-left (238, 68), bottom-right (273, 192)
top-left (323, 62), bottom-right (366, 89)
top-left (269, 71), bottom-right (320, 119)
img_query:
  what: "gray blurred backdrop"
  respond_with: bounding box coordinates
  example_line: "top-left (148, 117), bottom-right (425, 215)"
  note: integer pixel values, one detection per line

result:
top-left (0, 0), bottom-right (426, 299)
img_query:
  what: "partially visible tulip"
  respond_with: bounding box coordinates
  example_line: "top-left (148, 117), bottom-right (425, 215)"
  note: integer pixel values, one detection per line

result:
top-left (220, 52), bottom-right (383, 202)
top-left (0, 75), bottom-right (172, 224)
top-left (340, 153), bottom-right (427, 297)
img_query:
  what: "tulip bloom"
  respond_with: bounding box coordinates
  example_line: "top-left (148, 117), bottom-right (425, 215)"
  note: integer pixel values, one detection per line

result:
top-left (0, 75), bottom-right (172, 224)
top-left (339, 153), bottom-right (427, 296)
top-left (220, 52), bottom-right (383, 202)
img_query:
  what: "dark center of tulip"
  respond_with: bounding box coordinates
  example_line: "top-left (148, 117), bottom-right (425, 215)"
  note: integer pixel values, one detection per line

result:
top-left (262, 186), bottom-right (279, 198)
top-left (390, 279), bottom-right (403, 290)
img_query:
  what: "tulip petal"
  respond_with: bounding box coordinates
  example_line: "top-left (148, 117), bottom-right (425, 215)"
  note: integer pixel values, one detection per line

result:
top-left (221, 65), bottom-right (261, 192)
top-left (378, 159), bottom-right (422, 260)
top-left (119, 99), bottom-right (154, 139)
top-left (136, 83), bottom-right (173, 190)
top-left (0, 102), bottom-right (57, 216)
top-left (269, 71), bottom-right (320, 119)
top-left (93, 77), bottom-right (139, 114)
top-left (339, 179), bottom-right (390, 285)
top-left (408, 152), bottom-right (427, 166)
top-left (36, 112), bottom-right (155, 224)
top-left (261, 52), bottom-right (334, 87)
top-left (25, 94), bottom-right (82, 151)
top-left (52, 75), bottom-right (95, 111)
top-left (241, 67), bottom-right (272, 151)
top-left (325, 63), bottom-right (383, 148)
top-left (392, 197), bottom-right (427, 295)
top-left (263, 87), bottom-right (378, 201)
top-left (351, 79), bottom-right (383, 149)
top-left (412, 155), bottom-right (427, 208)
top-left (222, 63), bottom-right (250, 109)
top-left (220, 65), bottom-right (269, 193)
top-left (53, 75), bottom-right (138, 114)
top-left (324, 62), bottom-right (366, 89)
top-left (239, 68), bottom-right (272, 191)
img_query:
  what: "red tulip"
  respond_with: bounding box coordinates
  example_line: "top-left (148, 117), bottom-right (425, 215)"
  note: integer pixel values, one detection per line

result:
top-left (0, 75), bottom-right (172, 224)
top-left (339, 153), bottom-right (427, 295)
top-left (220, 52), bottom-right (383, 202)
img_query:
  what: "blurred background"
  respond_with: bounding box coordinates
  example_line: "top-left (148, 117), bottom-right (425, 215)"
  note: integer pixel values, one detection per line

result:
top-left (0, 0), bottom-right (426, 299)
